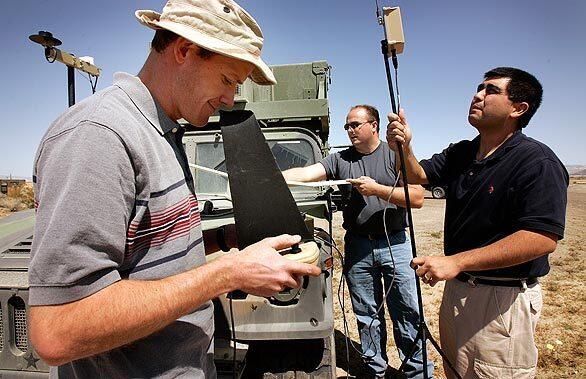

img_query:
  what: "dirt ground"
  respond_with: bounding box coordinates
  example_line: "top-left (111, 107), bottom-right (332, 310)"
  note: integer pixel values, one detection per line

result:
top-left (331, 183), bottom-right (586, 378)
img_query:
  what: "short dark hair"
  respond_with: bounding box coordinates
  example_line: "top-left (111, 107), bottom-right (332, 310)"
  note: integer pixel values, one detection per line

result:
top-left (484, 67), bottom-right (543, 129)
top-left (151, 29), bottom-right (215, 59)
top-left (151, 29), bottom-right (179, 53)
top-left (350, 104), bottom-right (380, 132)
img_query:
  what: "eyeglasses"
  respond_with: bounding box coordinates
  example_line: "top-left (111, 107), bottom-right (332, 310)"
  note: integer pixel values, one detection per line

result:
top-left (343, 120), bottom-right (375, 131)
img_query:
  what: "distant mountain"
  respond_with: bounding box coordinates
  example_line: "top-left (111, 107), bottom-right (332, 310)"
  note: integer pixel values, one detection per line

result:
top-left (566, 165), bottom-right (586, 176)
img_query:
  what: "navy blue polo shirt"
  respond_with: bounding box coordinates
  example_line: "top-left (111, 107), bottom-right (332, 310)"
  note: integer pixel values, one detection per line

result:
top-left (420, 130), bottom-right (569, 278)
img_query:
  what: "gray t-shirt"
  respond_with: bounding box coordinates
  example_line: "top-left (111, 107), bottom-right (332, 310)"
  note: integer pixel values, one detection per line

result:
top-left (30, 73), bottom-right (214, 378)
top-left (321, 142), bottom-right (406, 235)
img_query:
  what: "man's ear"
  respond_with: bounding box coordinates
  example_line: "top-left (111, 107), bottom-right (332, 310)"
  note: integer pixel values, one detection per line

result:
top-left (173, 37), bottom-right (192, 64)
top-left (511, 102), bottom-right (529, 120)
top-left (372, 121), bottom-right (378, 134)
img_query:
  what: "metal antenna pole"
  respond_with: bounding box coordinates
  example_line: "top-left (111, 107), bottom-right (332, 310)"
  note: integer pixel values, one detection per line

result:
top-left (67, 66), bottom-right (75, 107)
top-left (375, 5), bottom-right (463, 379)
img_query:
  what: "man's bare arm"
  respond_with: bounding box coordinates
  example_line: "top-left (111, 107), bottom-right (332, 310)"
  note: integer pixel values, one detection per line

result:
top-left (347, 177), bottom-right (424, 208)
top-left (374, 183), bottom-right (424, 208)
top-left (386, 109), bottom-right (429, 185)
top-left (30, 234), bottom-right (321, 366)
top-left (411, 230), bottom-right (558, 285)
top-left (282, 163), bottom-right (327, 183)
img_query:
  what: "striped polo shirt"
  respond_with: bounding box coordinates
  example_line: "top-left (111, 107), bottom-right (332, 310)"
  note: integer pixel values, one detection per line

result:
top-left (30, 72), bottom-right (214, 377)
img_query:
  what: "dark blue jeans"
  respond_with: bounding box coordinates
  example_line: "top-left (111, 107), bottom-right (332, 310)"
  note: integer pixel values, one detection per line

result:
top-left (344, 230), bottom-right (434, 378)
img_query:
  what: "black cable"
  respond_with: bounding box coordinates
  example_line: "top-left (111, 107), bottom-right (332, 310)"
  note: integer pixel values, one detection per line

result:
top-left (340, 275), bottom-right (351, 376)
top-left (346, 149), bottom-right (379, 361)
top-left (229, 296), bottom-right (237, 379)
top-left (75, 70), bottom-right (99, 94)
top-left (319, 222), bottom-right (386, 374)
top-left (313, 232), bottom-right (335, 261)
top-left (370, 61), bottom-right (402, 356)
top-left (320, 226), bottom-right (353, 375)
top-left (333, 148), bottom-right (402, 373)
top-left (326, 224), bottom-right (376, 377)
top-left (90, 74), bottom-right (99, 93)
top-left (310, 180), bottom-right (404, 374)
top-left (365, 170), bottom-right (401, 356)
top-left (393, 57), bottom-right (400, 111)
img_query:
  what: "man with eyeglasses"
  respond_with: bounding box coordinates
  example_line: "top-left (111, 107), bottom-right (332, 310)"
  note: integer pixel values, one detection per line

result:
top-left (387, 67), bottom-right (568, 378)
top-left (283, 105), bottom-right (432, 378)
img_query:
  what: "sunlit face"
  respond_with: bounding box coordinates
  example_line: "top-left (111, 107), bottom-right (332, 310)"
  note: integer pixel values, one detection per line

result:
top-left (468, 77), bottom-right (516, 130)
top-left (345, 107), bottom-right (378, 148)
top-left (174, 45), bottom-right (254, 126)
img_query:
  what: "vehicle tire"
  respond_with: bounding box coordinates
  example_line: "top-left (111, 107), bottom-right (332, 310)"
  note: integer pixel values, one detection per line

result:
top-left (242, 335), bottom-right (336, 378)
top-left (431, 186), bottom-right (446, 199)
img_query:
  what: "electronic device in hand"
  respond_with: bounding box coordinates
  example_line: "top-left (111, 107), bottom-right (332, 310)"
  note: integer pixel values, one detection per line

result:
top-left (279, 241), bottom-right (320, 266)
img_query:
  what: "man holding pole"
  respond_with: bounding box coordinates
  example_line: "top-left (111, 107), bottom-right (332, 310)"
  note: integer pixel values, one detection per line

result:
top-left (387, 67), bottom-right (568, 378)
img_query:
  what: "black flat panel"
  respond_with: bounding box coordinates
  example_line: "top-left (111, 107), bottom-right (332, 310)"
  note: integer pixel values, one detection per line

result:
top-left (220, 110), bottom-right (311, 249)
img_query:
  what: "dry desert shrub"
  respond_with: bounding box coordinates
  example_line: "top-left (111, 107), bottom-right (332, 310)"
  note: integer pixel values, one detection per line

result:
top-left (13, 183), bottom-right (34, 208)
top-left (0, 182), bottom-right (34, 213)
top-left (0, 196), bottom-right (25, 212)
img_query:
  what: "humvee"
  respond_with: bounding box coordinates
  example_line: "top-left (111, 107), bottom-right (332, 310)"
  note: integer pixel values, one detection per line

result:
top-left (0, 61), bottom-right (336, 378)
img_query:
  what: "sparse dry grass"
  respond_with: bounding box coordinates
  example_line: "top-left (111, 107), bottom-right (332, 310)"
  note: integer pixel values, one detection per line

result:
top-left (534, 184), bottom-right (586, 378)
top-left (334, 185), bottom-right (586, 378)
top-left (429, 231), bottom-right (442, 239)
top-left (0, 196), bottom-right (26, 212)
top-left (570, 176), bottom-right (586, 185)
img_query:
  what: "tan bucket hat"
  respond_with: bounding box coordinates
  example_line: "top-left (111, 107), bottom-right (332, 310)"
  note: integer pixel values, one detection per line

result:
top-left (136, 0), bottom-right (276, 85)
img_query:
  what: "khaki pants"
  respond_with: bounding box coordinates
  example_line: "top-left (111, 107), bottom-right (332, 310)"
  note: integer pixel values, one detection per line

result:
top-left (439, 279), bottom-right (542, 379)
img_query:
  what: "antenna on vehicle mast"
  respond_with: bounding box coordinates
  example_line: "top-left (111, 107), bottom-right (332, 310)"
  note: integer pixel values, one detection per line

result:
top-left (29, 31), bottom-right (101, 107)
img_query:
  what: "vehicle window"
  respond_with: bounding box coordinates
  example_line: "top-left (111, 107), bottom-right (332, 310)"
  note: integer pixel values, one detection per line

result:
top-left (194, 140), bottom-right (316, 194)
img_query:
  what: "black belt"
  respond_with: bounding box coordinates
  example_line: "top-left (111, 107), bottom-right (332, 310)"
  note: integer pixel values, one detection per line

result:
top-left (456, 272), bottom-right (538, 288)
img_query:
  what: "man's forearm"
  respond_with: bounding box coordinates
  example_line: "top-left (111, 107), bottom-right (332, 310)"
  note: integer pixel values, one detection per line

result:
top-left (282, 163), bottom-right (327, 183)
top-left (30, 258), bottom-right (234, 366)
top-left (375, 183), bottom-right (424, 208)
top-left (413, 230), bottom-right (559, 284)
top-left (395, 145), bottom-right (428, 185)
top-left (454, 230), bottom-right (558, 273)
top-left (282, 167), bottom-right (309, 182)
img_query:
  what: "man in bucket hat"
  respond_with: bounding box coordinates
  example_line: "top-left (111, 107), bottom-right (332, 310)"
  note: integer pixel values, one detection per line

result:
top-left (28, 1), bottom-right (320, 377)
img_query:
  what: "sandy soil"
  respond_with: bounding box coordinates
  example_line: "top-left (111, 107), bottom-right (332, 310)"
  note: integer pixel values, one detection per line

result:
top-left (333, 184), bottom-right (586, 378)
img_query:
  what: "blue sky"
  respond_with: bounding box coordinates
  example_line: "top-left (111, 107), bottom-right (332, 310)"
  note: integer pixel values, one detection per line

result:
top-left (1, 0), bottom-right (585, 178)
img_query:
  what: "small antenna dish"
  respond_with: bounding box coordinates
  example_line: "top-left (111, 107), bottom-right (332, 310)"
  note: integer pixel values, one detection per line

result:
top-left (29, 30), bottom-right (101, 106)
top-left (28, 31), bottom-right (62, 48)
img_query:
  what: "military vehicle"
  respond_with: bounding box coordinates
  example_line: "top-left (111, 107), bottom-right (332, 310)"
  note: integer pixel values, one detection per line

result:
top-left (0, 60), bottom-right (336, 378)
